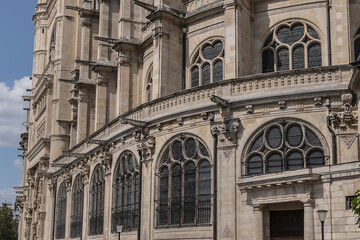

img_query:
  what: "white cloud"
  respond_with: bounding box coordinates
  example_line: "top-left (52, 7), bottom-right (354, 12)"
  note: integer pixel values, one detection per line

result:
top-left (13, 159), bottom-right (22, 171)
top-left (0, 187), bottom-right (16, 204)
top-left (0, 77), bottom-right (32, 147)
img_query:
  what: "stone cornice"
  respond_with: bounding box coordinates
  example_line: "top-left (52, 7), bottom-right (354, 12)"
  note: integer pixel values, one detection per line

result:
top-left (49, 65), bottom-right (353, 175)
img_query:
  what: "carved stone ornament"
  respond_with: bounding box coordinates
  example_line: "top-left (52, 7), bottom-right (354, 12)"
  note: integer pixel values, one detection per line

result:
top-left (314, 97), bottom-right (322, 106)
top-left (137, 136), bottom-right (155, 166)
top-left (329, 94), bottom-right (358, 130)
top-left (100, 150), bottom-right (112, 174)
top-left (246, 105), bottom-right (254, 114)
top-left (201, 112), bottom-right (209, 120)
top-left (177, 117), bottom-right (184, 126)
top-left (48, 179), bottom-right (55, 197)
top-left (339, 134), bottom-right (358, 149)
top-left (64, 173), bottom-right (72, 191)
top-left (80, 164), bottom-right (91, 183)
top-left (156, 123), bottom-right (163, 131)
top-left (221, 225), bottom-right (234, 239)
top-left (278, 100), bottom-right (287, 110)
top-left (211, 118), bottom-right (240, 145)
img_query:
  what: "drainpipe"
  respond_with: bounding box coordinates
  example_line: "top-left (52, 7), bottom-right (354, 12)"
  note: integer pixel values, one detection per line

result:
top-left (211, 133), bottom-right (218, 240)
top-left (52, 181), bottom-right (57, 240)
top-left (137, 150), bottom-right (143, 240)
top-left (326, 0), bottom-right (332, 66)
top-left (327, 116), bottom-right (337, 165)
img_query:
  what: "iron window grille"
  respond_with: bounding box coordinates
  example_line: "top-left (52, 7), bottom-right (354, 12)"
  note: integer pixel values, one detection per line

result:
top-left (55, 182), bottom-right (67, 239)
top-left (155, 135), bottom-right (212, 228)
top-left (346, 196), bottom-right (357, 210)
top-left (89, 165), bottom-right (105, 235)
top-left (262, 21), bottom-right (322, 73)
top-left (190, 38), bottom-right (224, 88)
top-left (243, 119), bottom-right (328, 176)
top-left (70, 175), bottom-right (84, 238)
top-left (354, 28), bottom-right (360, 61)
top-left (112, 151), bottom-right (140, 233)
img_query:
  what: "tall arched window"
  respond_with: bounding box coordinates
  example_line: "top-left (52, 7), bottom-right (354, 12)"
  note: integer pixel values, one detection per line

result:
top-left (354, 28), bottom-right (360, 61)
top-left (244, 119), bottom-right (327, 176)
top-left (190, 38), bottom-right (224, 88)
top-left (112, 151), bottom-right (139, 232)
top-left (262, 21), bottom-right (322, 73)
top-left (89, 165), bottom-right (105, 235)
top-left (55, 182), bottom-right (67, 239)
top-left (70, 175), bottom-right (84, 238)
top-left (156, 135), bottom-right (212, 227)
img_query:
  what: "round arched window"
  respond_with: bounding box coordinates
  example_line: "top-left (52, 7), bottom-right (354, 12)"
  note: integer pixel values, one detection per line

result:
top-left (262, 21), bottom-right (322, 73)
top-left (245, 119), bottom-right (326, 176)
top-left (190, 38), bottom-right (224, 88)
top-left (156, 134), bottom-right (212, 227)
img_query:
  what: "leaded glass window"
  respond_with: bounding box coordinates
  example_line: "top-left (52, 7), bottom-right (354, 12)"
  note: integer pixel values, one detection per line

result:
top-left (112, 151), bottom-right (139, 232)
top-left (190, 39), bottom-right (224, 87)
top-left (262, 22), bottom-right (322, 73)
top-left (89, 165), bottom-right (105, 235)
top-left (354, 28), bottom-right (360, 61)
top-left (55, 182), bottom-right (67, 239)
top-left (70, 175), bottom-right (84, 238)
top-left (156, 135), bottom-right (212, 228)
top-left (245, 119), bottom-right (327, 175)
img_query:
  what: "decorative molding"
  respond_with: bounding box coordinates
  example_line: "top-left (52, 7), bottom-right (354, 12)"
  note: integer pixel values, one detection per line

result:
top-left (339, 134), bottom-right (358, 149)
top-left (221, 225), bottom-right (234, 239)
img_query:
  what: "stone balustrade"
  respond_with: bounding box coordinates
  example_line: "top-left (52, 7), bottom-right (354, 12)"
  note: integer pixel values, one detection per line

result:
top-left (64, 65), bottom-right (352, 157)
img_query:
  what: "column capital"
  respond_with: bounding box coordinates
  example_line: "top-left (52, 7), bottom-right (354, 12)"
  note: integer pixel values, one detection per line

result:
top-left (302, 198), bottom-right (315, 208)
top-left (253, 204), bottom-right (264, 211)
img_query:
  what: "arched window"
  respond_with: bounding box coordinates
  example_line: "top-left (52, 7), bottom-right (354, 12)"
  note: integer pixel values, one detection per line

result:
top-left (89, 165), bottom-right (105, 235)
top-left (70, 175), bottom-right (84, 238)
top-left (244, 119), bottom-right (327, 176)
top-left (354, 28), bottom-right (360, 60)
top-left (112, 151), bottom-right (139, 232)
top-left (145, 65), bottom-right (153, 102)
top-left (55, 182), bottom-right (67, 239)
top-left (190, 39), bottom-right (224, 87)
top-left (156, 135), bottom-right (212, 227)
top-left (262, 21), bottom-right (322, 73)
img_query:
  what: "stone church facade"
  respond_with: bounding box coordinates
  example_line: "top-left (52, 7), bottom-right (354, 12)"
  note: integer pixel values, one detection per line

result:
top-left (17, 0), bottom-right (360, 239)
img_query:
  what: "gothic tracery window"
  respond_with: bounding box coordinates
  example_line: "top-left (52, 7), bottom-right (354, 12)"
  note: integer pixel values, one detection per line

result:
top-left (55, 182), bottom-right (67, 239)
top-left (354, 28), bottom-right (360, 60)
top-left (70, 175), bottom-right (84, 238)
top-left (112, 151), bottom-right (140, 232)
top-left (190, 39), bottom-right (224, 88)
top-left (245, 119), bottom-right (326, 176)
top-left (89, 165), bottom-right (105, 235)
top-left (262, 22), bottom-right (322, 73)
top-left (156, 135), bottom-right (212, 227)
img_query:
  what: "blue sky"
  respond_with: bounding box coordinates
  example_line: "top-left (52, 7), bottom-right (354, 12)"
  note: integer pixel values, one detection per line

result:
top-left (0, 1), bottom-right (36, 204)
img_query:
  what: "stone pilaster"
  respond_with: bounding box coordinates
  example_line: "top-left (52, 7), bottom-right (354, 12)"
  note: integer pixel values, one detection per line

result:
top-left (81, 164), bottom-right (90, 239)
top-left (211, 117), bottom-right (240, 240)
top-left (253, 205), bottom-right (264, 240)
top-left (64, 174), bottom-right (72, 240)
top-left (303, 199), bottom-right (315, 240)
top-left (100, 150), bottom-right (112, 239)
top-left (98, 0), bottom-right (111, 62)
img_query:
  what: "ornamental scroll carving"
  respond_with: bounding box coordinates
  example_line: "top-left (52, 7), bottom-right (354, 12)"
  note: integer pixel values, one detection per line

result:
top-left (100, 149), bottom-right (112, 175)
top-left (329, 94), bottom-right (358, 132)
top-left (137, 136), bottom-right (155, 167)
